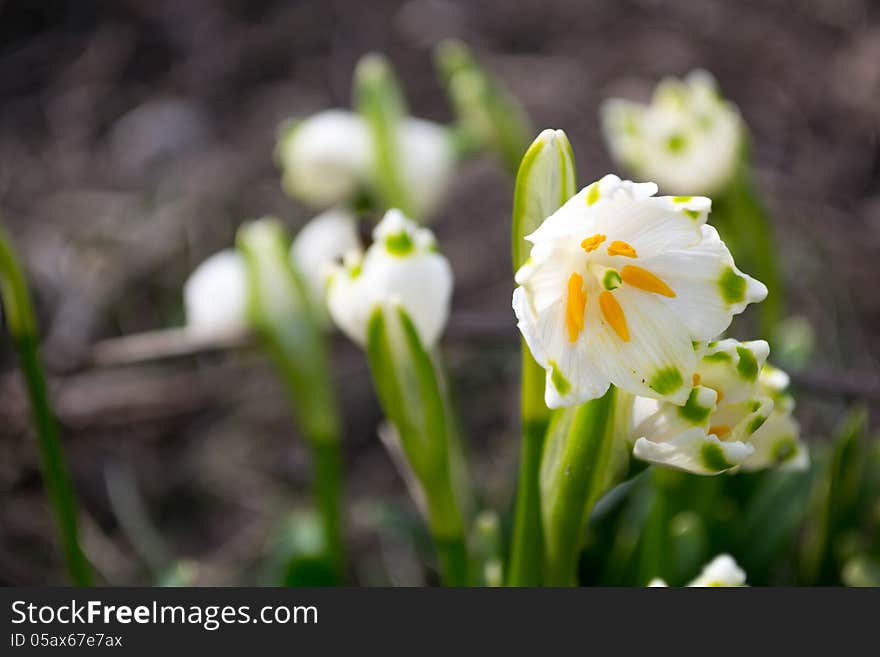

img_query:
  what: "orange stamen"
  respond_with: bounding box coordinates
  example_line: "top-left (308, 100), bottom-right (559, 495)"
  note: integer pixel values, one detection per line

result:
top-left (709, 425), bottom-right (731, 438)
top-left (565, 273), bottom-right (587, 343)
top-left (607, 240), bottom-right (638, 258)
top-left (693, 373), bottom-right (701, 386)
top-left (620, 265), bottom-right (676, 297)
top-left (599, 291), bottom-right (629, 341)
top-left (581, 234), bottom-right (606, 253)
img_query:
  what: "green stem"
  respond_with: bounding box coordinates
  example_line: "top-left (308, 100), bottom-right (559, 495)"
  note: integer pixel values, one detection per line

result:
top-left (541, 387), bottom-right (616, 586)
top-left (425, 480), bottom-right (469, 586)
top-left (507, 345), bottom-right (551, 585)
top-left (311, 439), bottom-right (345, 581)
top-left (0, 227), bottom-right (91, 586)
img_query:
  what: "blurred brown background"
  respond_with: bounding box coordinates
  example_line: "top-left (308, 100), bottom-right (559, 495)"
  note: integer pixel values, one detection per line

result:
top-left (1, 0), bottom-right (878, 585)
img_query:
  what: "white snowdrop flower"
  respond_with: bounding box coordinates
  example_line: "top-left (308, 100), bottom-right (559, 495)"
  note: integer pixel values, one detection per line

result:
top-left (327, 209), bottom-right (452, 348)
top-left (601, 71), bottom-right (743, 196)
top-left (397, 118), bottom-right (456, 219)
top-left (633, 340), bottom-right (806, 475)
top-left (183, 250), bottom-right (249, 336)
top-left (278, 109), bottom-right (372, 207)
top-left (688, 554), bottom-right (747, 587)
top-left (290, 208), bottom-right (362, 325)
top-left (512, 174), bottom-right (766, 409)
top-left (740, 364), bottom-right (808, 471)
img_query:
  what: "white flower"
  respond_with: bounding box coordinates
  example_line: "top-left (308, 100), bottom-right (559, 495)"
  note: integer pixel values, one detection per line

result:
top-left (689, 554), bottom-right (747, 587)
top-left (397, 118), bottom-right (456, 219)
top-left (633, 339), bottom-right (807, 475)
top-left (512, 174), bottom-right (766, 409)
top-left (183, 250), bottom-right (248, 335)
top-left (290, 208), bottom-right (361, 325)
top-left (601, 71), bottom-right (743, 196)
top-left (327, 209), bottom-right (453, 348)
top-left (278, 109), bottom-right (372, 207)
top-left (649, 554), bottom-right (747, 587)
top-left (278, 110), bottom-right (455, 218)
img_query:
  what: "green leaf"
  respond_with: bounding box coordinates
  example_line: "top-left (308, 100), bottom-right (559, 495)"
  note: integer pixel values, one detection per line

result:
top-left (434, 39), bottom-right (533, 174)
top-left (540, 387), bottom-right (617, 585)
top-left (353, 53), bottom-right (415, 218)
top-left (511, 128), bottom-right (577, 271)
top-left (237, 219), bottom-right (339, 445)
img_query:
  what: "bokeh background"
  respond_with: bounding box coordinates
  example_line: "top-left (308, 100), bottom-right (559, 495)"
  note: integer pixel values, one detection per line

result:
top-left (1, 0), bottom-right (878, 585)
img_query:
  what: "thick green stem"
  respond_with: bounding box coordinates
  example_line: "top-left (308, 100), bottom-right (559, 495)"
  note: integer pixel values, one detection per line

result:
top-left (541, 388), bottom-right (616, 586)
top-left (311, 439), bottom-right (344, 581)
top-left (425, 479), bottom-right (469, 586)
top-left (0, 227), bottom-right (91, 585)
top-left (507, 345), bottom-right (551, 585)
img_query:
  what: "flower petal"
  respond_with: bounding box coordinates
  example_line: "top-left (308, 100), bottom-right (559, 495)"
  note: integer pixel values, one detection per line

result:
top-left (633, 428), bottom-right (753, 475)
top-left (639, 225), bottom-right (767, 340)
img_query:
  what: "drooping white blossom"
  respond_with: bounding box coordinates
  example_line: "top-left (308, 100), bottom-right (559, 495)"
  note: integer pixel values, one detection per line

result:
top-left (327, 209), bottom-right (452, 348)
top-left (290, 207), bottom-right (361, 325)
top-left (512, 174), bottom-right (766, 409)
top-left (278, 110), bottom-right (372, 207)
top-left (601, 71), bottom-right (743, 196)
top-left (632, 339), bottom-right (807, 475)
top-left (183, 250), bottom-right (249, 336)
top-left (278, 110), bottom-right (455, 219)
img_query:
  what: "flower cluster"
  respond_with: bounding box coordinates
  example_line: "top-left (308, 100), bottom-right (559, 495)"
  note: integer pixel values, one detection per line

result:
top-left (513, 174), bottom-right (766, 409)
top-left (601, 71), bottom-right (743, 196)
top-left (184, 208), bottom-right (360, 334)
top-left (632, 339), bottom-right (807, 474)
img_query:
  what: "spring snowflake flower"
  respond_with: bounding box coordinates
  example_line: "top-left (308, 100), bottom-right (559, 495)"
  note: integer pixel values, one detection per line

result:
top-left (632, 339), bottom-right (807, 475)
top-left (278, 110), bottom-right (372, 207)
top-left (327, 209), bottom-right (452, 348)
top-left (278, 110), bottom-right (455, 218)
top-left (512, 174), bottom-right (766, 408)
top-left (290, 208), bottom-right (361, 325)
top-left (651, 554), bottom-right (747, 587)
top-left (601, 71), bottom-right (743, 196)
top-left (184, 250), bottom-right (248, 336)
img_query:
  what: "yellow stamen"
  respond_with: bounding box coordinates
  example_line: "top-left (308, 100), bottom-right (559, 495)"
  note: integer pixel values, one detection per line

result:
top-left (621, 265), bottom-right (676, 297)
top-left (581, 234), bottom-right (606, 253)
top-left (599, 291), bottom-right (629, 341)
top-left (565, 273), bottom-right (586, 343)
top-left (693, 373), bottom-right (701, 386)
top-left (709, 425), bottom-right (731, 438)
top-left (607, 240), bottom-right (638, 258)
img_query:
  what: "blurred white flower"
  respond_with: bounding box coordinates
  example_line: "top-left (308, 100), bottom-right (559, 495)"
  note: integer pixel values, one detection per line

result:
top-left (183, 250), bottom-right (248, 335)
top-left (688, 554), bottom-right (747, 587)
top-left (397, 118), bottom-right (456, 219)
top-left (632, 340), bottom-right (807, 475)
top-left (278, 109), bottom-right (372, 207)
top-left (327, 209), bottom-right (453, 348)
top-left (512, 174), bottom-right (766, 409)
top-left (290, 208), bottom-right (361, 325)
top-left (649, 554), bottom-right (747, 587)
top-left (601, 71), bottom-right (743, 196)
top-left (278, 110), bottom-right (455, 218)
